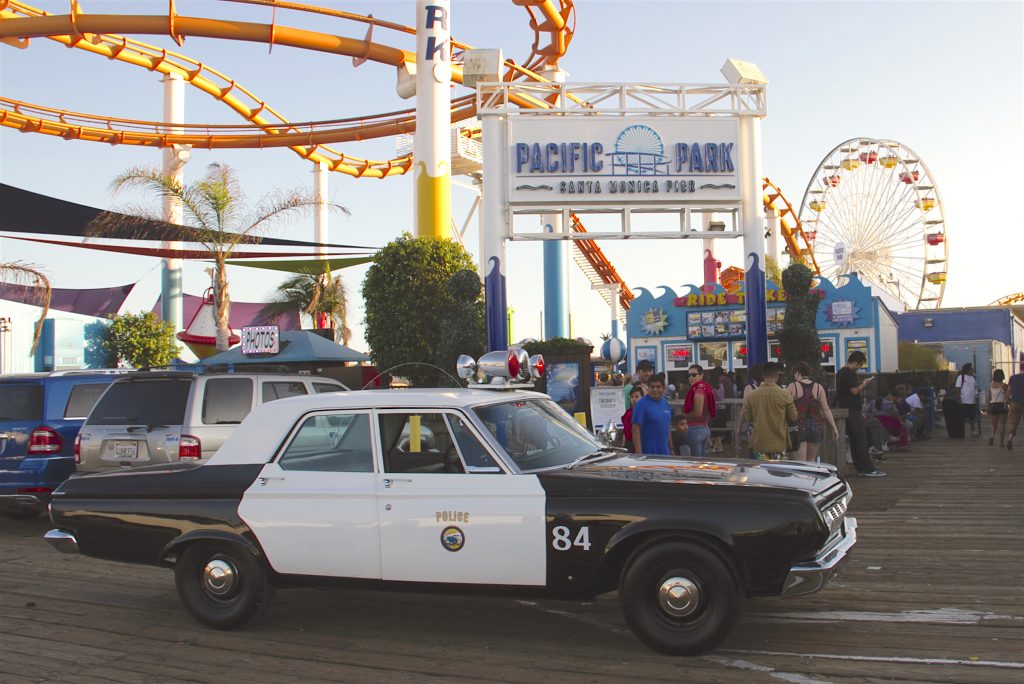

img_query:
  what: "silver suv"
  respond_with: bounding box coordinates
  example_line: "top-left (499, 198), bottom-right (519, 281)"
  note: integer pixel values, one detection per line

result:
top-left (76, 371), bottom-right (347, 472)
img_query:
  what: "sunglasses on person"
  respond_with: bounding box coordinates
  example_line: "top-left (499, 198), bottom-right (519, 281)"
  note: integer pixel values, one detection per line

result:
top-left (688, 372), bottom-right (700, 378)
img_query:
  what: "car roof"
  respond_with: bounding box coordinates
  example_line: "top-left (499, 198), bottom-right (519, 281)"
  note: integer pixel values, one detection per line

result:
top-left (109, 371), bottom-right (343, 383)
top-left (0, 370), bottom-right (128, 382)
top-left (208, 387), bottom-right (548, 466)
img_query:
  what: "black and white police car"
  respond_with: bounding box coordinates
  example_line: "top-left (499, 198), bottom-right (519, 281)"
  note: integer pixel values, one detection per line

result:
top-left (45, 349), bottom-right (856, 655)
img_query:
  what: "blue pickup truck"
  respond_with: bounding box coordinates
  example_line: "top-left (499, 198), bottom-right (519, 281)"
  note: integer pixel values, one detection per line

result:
top-left (0, 370), bottom-right (128, 519)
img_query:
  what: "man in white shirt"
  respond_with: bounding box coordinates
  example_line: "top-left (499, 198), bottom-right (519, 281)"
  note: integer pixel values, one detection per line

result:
top-left (901, 387), bottom-right (927, 440)
top-left (955, 364), bottom-right (980, 437)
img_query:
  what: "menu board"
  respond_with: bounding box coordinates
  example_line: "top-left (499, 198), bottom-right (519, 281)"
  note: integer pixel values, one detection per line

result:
top-left (685, 307), bottom-right (786, 339)
top-left (686, 309), bottom-right (745, 340)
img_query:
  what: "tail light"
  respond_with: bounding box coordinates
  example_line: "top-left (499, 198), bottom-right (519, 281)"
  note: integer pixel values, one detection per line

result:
top-left (28, 426), bottom-right (62, 454)
top-left (179, 435), bottom-right (201, 461)
top-left (74, 433), bottom-right (81, 464)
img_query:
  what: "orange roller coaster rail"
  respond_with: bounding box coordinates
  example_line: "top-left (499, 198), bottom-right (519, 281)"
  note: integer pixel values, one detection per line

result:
top-left (0, 0), bottom-right (577, 178)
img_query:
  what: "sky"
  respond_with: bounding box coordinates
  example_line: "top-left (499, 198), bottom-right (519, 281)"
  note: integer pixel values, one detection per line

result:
top-left (1, 0), bottom-right (1021, 353)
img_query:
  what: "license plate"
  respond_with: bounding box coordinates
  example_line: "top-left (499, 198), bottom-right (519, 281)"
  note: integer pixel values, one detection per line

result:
top-left (113, 441), bottom-right (139, 459)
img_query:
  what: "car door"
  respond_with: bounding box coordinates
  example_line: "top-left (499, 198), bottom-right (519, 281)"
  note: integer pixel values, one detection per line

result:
top-left (237, 410), bottom-right (381, 579)
top-left (376, 410), bottom-right (547, 586)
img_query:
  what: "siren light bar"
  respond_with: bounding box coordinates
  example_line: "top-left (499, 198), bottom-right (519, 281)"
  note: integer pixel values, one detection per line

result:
top-left (456, 348), bottom-right (545, 388)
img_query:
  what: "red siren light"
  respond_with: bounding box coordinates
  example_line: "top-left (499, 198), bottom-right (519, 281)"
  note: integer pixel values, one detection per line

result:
top-left (529, 354), bottom-right (546, 379)
top-left (507, 349), bottom-right (521, 379)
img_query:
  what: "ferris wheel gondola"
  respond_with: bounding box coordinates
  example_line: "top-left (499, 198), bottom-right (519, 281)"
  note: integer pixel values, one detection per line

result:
top-left (798, 138), bottom-right (948, 309)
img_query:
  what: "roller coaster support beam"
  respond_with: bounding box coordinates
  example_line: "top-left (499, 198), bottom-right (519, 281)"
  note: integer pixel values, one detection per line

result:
top-left (481, 102), bottom-right (508, 351)
top-left (541, 65), bottom-right (568, 339)
top-left (414, 0), bottom-right (452, 239)
top-left (160, 73), bottom-right (187, 338)
top-left (739, 113), bottom-right (767, 366)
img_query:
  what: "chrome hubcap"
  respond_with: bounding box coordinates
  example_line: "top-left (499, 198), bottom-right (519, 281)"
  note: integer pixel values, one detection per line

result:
top-left (658, 577), bottom-right (700, 617)
top-left (202, 559), bottom-right (237, 597)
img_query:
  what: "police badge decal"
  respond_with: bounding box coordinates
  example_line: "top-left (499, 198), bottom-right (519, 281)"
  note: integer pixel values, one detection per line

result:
top-left (440, 526), bottom-right (465, 552)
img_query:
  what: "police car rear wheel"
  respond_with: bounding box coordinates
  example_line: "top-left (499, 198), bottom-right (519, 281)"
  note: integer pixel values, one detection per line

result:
top-left (619, 541), bottom-right (741, 656)
top-left (175, 541), bottom-right (275, 630)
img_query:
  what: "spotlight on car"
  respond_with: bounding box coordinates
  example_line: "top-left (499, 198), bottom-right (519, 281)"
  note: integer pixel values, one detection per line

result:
top-left (455, 355), bottom-right (478, 381)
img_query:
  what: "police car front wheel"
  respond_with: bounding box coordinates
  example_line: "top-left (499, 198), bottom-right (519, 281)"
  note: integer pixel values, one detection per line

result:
top-left (175, 541), bottom-right (275, 630)
top-left (619, 541), bottom-right (742, 656)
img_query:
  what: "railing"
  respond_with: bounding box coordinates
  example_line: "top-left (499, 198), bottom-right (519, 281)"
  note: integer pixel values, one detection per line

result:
top-left (666, 398), bottom-right (854, 475)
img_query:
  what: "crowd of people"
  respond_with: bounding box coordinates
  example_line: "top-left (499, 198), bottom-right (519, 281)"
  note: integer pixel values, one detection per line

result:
top-left (948, 362), bottom-right (1024, 449)
top-left (611, 350), bottom-right (1024, 477)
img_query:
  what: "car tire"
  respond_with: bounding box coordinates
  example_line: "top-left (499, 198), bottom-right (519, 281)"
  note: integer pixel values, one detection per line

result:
top-left (0, 507), bottom-right (43, 520)
top-left (619, 540), bottom-right (741, 656)
top-left (174, 541), bottom-right (275, 630)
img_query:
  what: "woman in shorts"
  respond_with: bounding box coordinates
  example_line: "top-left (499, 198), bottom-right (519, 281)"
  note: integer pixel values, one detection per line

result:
top-left (989, 369), bottom-right (1009, 447)
top-left (786, 361), bottom-right (839, 462)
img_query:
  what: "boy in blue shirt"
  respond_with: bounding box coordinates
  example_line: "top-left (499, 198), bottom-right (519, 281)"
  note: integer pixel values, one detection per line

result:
top-left (631, 373), bottom-right (673, 455)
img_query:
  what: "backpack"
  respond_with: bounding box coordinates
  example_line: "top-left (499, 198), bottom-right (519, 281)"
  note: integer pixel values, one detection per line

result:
top-left (794, 381), bottom-right (822, 421)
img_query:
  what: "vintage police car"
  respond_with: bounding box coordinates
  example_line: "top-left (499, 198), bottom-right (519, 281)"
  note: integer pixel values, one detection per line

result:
top-left (45, 349), bottom-right (856, 656)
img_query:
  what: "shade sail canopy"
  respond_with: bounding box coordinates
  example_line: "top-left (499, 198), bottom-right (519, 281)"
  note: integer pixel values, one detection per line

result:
top-left (202, 330), bottom-right (370, 366)
top-left (225, 256), bottom-right (373, 273)
top-left (0, 183), bottom-right (376, 250)
top-left (0, 282), bottom-right (134, 318)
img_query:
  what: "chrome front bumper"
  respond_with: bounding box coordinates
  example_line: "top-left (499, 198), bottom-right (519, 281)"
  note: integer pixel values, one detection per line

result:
top-left (781, 517), bottom-right (857, 597)
top-left (45, 529), bottom-right (80, 554)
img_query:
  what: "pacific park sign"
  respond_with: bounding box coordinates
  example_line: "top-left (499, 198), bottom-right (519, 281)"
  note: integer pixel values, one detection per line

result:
top-left (507, 118), bottom-right (740, 205)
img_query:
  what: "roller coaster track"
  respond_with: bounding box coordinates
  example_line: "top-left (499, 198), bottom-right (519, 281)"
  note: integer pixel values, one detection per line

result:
top-left (992, 292), bottom-right (1024, 306)
top-left (763, 177), bottom-right (820, 276)
top-left (0, 0), bottom-right (577, 178)
top-left (569, 213), bottom-right (634, 320)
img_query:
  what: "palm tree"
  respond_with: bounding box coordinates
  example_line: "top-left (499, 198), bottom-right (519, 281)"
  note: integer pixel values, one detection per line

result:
top-left (0, 261), bottom-right (51, 354)
top-left (260, 270), bottom-right (352, 344)
top-left (89, 163), bottom-right (346, 351)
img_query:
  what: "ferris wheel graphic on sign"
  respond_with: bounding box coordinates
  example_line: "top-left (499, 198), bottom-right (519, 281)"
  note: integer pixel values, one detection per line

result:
top-left (612, 125), bottom-right (671, 175)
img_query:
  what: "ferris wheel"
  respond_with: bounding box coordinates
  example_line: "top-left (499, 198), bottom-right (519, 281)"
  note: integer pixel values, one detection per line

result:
top-left (798, 138), bottom-right (948, 309)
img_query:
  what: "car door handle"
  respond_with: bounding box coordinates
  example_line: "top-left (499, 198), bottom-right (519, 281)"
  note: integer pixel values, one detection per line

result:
top-left (383, 477), bottom-right (412, 488)
top-left (258, 476), bottom-right (286, 486)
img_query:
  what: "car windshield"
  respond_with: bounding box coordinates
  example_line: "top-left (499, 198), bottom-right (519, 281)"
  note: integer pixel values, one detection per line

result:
top-left (473, 398), bottom-right (603, 471)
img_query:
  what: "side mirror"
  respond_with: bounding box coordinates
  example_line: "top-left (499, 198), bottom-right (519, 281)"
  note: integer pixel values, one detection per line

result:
top-left (598, 422), bottom-right (619, 446)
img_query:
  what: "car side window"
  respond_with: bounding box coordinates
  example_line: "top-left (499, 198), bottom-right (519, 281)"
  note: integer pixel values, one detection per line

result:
top-left (202, 377), bottom-right (253, 425)
top-left (64, 383), bottom-right (110, 419)
top-left (446, 415), bottom-right (503, 473)
top-left (313, 382), bottom-right (346, 393)
top-left (263, 381), bottom-right (308, 403)
top-left (278, 412), bottom-right (373, 472)
top-left (378, 412), bottom-right (465, 475)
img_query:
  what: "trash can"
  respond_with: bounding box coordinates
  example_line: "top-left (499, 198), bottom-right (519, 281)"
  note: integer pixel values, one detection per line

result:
top-left (942, 396), bottom-right (964, 438)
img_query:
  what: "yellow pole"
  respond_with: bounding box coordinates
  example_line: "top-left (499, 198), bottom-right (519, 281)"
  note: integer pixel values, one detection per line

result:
top-left (414, 0), bottom-right (451, 239)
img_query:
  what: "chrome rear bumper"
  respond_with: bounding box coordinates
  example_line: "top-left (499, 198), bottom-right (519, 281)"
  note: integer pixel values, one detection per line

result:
top-left (45, 529), bottom-right (80, 554)
top-left (0, 493), bottom-right (48, 511)
top-left (781, 517), bottom-right (857, 597)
